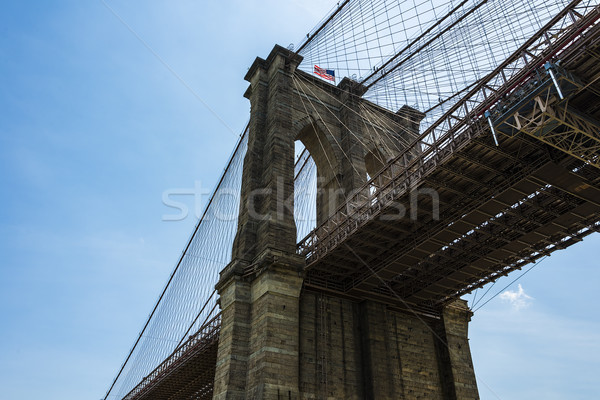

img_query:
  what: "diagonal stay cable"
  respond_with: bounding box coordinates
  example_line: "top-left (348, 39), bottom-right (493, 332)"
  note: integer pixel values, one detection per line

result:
top-left (473, 256), bottom-right (547, 312)
top-left (472, 278), bottom-right (497, 309)
top-left (296, 0), bottom-right (351, 54)
top-left (362, 0), bottom-right (487, 89)
top-left (174, 289), bottom-right (217, 349)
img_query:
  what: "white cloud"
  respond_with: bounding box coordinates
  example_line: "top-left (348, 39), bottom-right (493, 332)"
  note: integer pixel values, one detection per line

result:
top-left (499, 284), bottom-right (533, 310)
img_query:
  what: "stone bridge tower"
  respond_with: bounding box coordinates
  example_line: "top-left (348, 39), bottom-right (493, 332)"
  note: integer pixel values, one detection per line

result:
top-left (213, 45), bottom-right (479, 400)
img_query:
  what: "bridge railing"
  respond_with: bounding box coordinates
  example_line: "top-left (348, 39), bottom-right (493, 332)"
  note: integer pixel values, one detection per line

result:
top-left (122, 313), bottom-right (221, 400)
top-left (297, 0), bottom-right (600, 267)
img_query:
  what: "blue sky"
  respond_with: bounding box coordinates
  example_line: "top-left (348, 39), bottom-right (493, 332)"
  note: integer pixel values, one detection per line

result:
top-left (0, 1), bottom-right (598, 399)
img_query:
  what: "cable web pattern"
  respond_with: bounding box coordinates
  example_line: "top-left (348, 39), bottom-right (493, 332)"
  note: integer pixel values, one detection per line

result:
top-left (298, 0), bottom-right (459, 81)
top-left (298, 0), bottom-right (578, 135)
top-left (107, 130), bottom-right (248, 399)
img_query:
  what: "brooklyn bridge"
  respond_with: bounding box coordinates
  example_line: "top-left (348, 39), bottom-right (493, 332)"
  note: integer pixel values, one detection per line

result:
top-left (103, 0), bottom-right (600, 398)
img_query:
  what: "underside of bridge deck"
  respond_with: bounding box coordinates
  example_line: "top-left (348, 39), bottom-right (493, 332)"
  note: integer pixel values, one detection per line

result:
top-left (300, 20), bottom-right (600, 314)
top-left (303, 133), bottom-right (600, 313)
top-left (122, 315), bottom-right (220, 400)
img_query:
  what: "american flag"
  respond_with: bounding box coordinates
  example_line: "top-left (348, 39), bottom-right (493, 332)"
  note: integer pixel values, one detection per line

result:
top-left (314, 65), bottom-right (335, 82)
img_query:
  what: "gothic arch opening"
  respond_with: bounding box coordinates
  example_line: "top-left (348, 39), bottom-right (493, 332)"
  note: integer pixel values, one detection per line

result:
top-left (293, 120), bottom-right (343, 235)
top-left (364, 147), bottom-right (386, 181)
top-left (294, 142), bottom-right (317, 241)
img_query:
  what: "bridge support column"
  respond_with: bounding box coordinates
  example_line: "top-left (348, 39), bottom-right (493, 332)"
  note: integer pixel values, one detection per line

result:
top-left (358, 301), bottom-right (397, 399)
top-left (359, 300), bottom-right (479, 399)
top-left (246, 255), bottom-right (303, 399)
top-left (435, 300), bottom-right (479, 399)
top-left (214, 265), bottom-right (251, 400)
top-left (297, 294), bottom-right (479, 399)
top-left (338, 78), bottom-right (369, 199)
top-left (214, 45), bottom-right (305, 400)
top-left (215, 43), bottom-right (479, 400)
top-left (215, 255), bottom-right (303, 400)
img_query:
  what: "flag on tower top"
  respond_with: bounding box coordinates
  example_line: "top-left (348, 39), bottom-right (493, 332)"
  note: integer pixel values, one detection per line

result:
top-left (314, 65), bottom-right (335, 82)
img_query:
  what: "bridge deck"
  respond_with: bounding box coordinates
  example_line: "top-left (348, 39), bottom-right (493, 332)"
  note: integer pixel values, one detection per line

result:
top-left (302, 133), bottom-right (600, 311)
top-left (123, 315), bottom-right (220, 400)
top-left (299, 8), bottom-right (600, 312)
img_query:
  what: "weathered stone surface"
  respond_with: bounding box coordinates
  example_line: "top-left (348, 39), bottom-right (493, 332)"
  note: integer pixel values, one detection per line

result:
top-left (214, 45), bottom-right (479, 400)
top-left (298, 293), bottom-right (478, 400)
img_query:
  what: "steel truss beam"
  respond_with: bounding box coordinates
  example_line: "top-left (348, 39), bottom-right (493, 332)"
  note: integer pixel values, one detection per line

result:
top-left (490, 65), bottom-right (600, 168)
